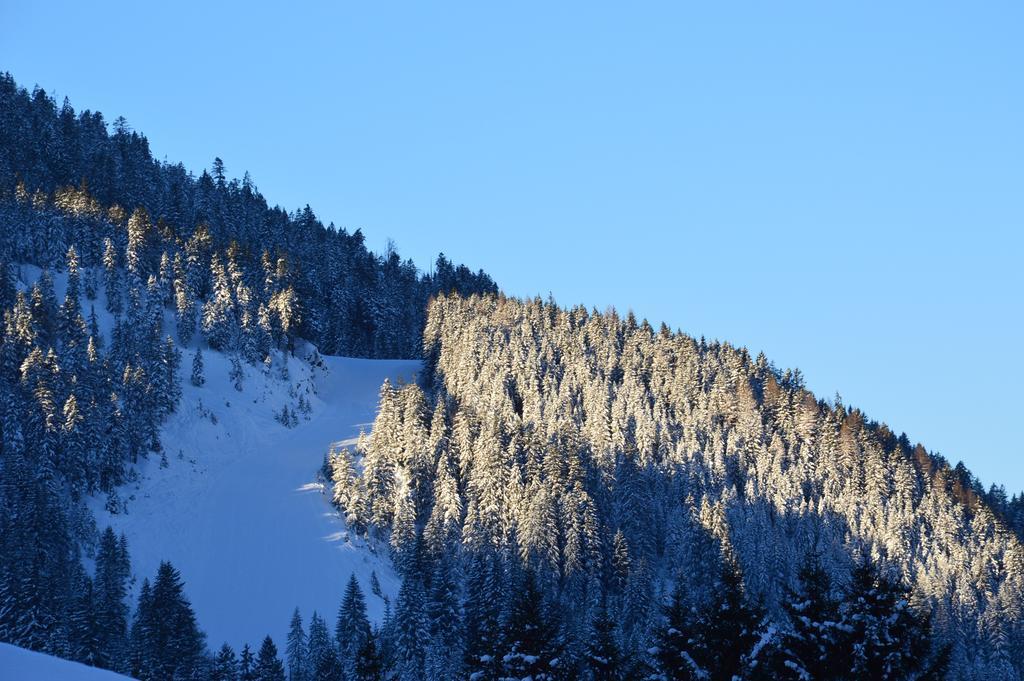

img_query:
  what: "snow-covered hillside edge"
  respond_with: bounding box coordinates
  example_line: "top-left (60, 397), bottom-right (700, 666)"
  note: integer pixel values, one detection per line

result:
top-left (13, 264), bottom-right (419, 656)
top-left (94, 346), bottom-right (419, 653)
top-left (0, 642), bottom-right (134, 680)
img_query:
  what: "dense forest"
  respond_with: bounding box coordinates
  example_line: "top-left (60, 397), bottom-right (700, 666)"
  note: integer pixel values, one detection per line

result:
top-left (0, 73), bottom-right (491, 680)
top-left (326, 294), bottom-right (1024, 679)
top-left (0, 72), bottom-right (497, 359)
top-left (3, 70), bottom-right (1024, 681)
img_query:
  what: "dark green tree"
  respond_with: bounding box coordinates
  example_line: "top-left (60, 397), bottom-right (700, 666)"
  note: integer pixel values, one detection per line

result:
top-left (838, 555), bottom-right (949, 680)
top-left (255, 635), bottom-right (286, 681)
top-left (211, 643), bottom-right (239, 681)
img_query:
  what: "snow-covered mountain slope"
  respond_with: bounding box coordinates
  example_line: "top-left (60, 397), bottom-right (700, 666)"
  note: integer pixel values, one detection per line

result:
top-left (0, 643), bottom-right (134, 680)
top-left (7, 263), bottom-right (416, 652)
top-left (92, 345), bottom-right (419, 653)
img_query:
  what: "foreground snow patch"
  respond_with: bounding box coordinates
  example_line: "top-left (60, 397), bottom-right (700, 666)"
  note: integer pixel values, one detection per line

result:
top-left (0, 643), bottom-right (134, 680)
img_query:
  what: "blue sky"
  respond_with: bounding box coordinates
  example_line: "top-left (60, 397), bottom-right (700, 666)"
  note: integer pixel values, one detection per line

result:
top-left (2, 1), bottom-right (1022, 493)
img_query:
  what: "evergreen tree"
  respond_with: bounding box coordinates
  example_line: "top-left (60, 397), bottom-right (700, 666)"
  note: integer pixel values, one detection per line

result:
top-left (102, 238), bottom-right (122, 315)
top-left (230, 353), bottom-right (244, 391)
top-left (307, 611), bottom-right (341, 681)
top-left (585, 601), bottom-right (627, 681)
top-left (463, 552), bottom-right (503, 681)
top-left (240, 643), bottom-right (257, 681)
top-left (393, 573), bottom-right (429, 681)
top-left (500, 567), bottom-right (563, 681)
top-left (425, 556), bottom-right (462, 680)
top-left (837, 555), bottom-right (949, 680)
top-left (211, 643), bottom-right (240, 681)
top-left (352, 633), bottom-right (383, 681)
top-left (286, 608), bottom-right (309, 681)
top-left (777, 551), bottom-right (844, 680)
top-left (191, 346), bottom-right (205, 387)
top-left (255, 635), bottom-right (286, 681)
top-left (329, 447), bottom-right (365, 533)
top-left (128, 579), bottom-right (154, 677)
top-left (336, 573), bottom-right (372, 677)
top-left (202, 253), bottom-right (236, 351)
top-left (68, 573), bottom-right (101, 667)
top-left (93, 526), bottom-right (130, 670)
top-left (130, 561), bottom-right (206, 680)
top-left (655, 560), bottom-right (767, 681)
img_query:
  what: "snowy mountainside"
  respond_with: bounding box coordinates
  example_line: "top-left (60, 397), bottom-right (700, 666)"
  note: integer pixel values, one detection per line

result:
top-left (92, 347), bottom-right (419, 653)
top-left (10, 262), bottom-right (418, 652)
top-left (0, 642), bottom-right (134, 680)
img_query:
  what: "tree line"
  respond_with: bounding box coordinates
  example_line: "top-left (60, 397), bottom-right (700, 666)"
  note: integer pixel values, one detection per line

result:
top-left (0, 72), bottom-right (497, 360)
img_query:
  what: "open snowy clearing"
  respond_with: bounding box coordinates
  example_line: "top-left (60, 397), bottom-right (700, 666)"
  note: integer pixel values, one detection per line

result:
top-left (10, 264), bottom-right (420, 653)
top-left (11, 262), bottom-right (415, 651)
top-left (91, 344), bottom-right (419, 653)
top-left (9, 264), bottom-right (417, 652)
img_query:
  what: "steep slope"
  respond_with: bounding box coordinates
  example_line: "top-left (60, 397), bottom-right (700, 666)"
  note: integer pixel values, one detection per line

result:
top-left (336, 294), bottom-right (1024, 679)
top-left (92, 347), bottom-right (419, 652)
top-left (7, 263), bottom-right (416, 652)
top-left (0, 642), bottom-right (134, 680)
top-left (0, 72), bottom-right (497, 360)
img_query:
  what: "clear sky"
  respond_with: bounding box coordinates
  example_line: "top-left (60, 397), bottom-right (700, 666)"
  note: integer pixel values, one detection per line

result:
top-left (2, 1), bottom-right (1022, 493)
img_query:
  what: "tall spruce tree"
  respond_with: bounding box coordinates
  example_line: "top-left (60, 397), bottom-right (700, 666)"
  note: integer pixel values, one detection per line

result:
top-left (776, 551), bottom-right (844, 680)
top-left (191, 346), bottom-right (205, 387)
top-left (336, 573), bottom-right (372, 678)
top-left (255, 635), bottom-right (286, 681)
top-left (93, 526), bottom-right (130, 671)
top-left (211, 643), bottom-right (240, 681)
top-left (394, 573), bottom-right (430, 681)
top-left (499, 567), bottom-right (563, 681)
top-left (285, 608), bottom-right (309, 681)
top-left (837, 555), bottom-right (949, 680)
top-left (130, 561), bottom-right (206, 680)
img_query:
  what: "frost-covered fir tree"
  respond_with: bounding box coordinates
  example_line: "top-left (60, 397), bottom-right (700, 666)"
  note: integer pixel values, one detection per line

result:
top-left (394, 572), bottom-right (430, 681)
top-left (285, 608), bottom-right (309, 681)
top-left (240, 643), bottom-right (257, 681)
top-left (776, 551), bottom-right (844, 680)
top-left (189, 342), bottom-right (204, 385)
top-left (255, 635), bottom-right (286, 681)
top-left (336, 574), bottom-right (373, 678)
top-left (129, 561), bottom-right (206, 680)
top-left (307, 611), bottom-right (342, 681)
top-left (211, 643), bottom-right (240, 681)
top-left (836, 554), bottom-right (948, 680)
top-left (230, 353), bottom-right (244, 391)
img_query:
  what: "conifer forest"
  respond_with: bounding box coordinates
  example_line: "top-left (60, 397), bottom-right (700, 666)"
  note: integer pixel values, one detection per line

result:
top-left (1, 69), bottom-right (1022, 681)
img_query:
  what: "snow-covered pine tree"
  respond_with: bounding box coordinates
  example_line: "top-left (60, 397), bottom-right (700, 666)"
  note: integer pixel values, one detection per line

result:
top-left (93, 527), bottom-right (130, 671)
top-left (776, 551), bottom-right (844, 680)
top-left (285, 608), bottom-right (309, 681)
top-left (191, 346), bottom-right (205, 387)
top-left (837, 553), bottom-right (948, 680)
top-left (130, 561), bottom-right (206, 680)
top-left (329, 447), bottom-right (365, 533)
top-left (336, 573), bottom-right (373, 677)
top-left (393, 573), bottom-right (430, 681)
top-left (240, 643), bottom-right (256, 681)
top-left (230, 353), bottom-right (244, 391)
top-left (584, 600), bottom-right (628, 681)
top-left (255, 635), bottom-right (286, 681)
top-left (425, 554), bottom-right (462, 680)
top-left (211, 643), bottom-right (240, 681)
top-left (102, 238), bottom-right (122, 316)
top-left (499, 567), bottom-right (563, 681)
top-left (307, 610), bottom-right (342, 681)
